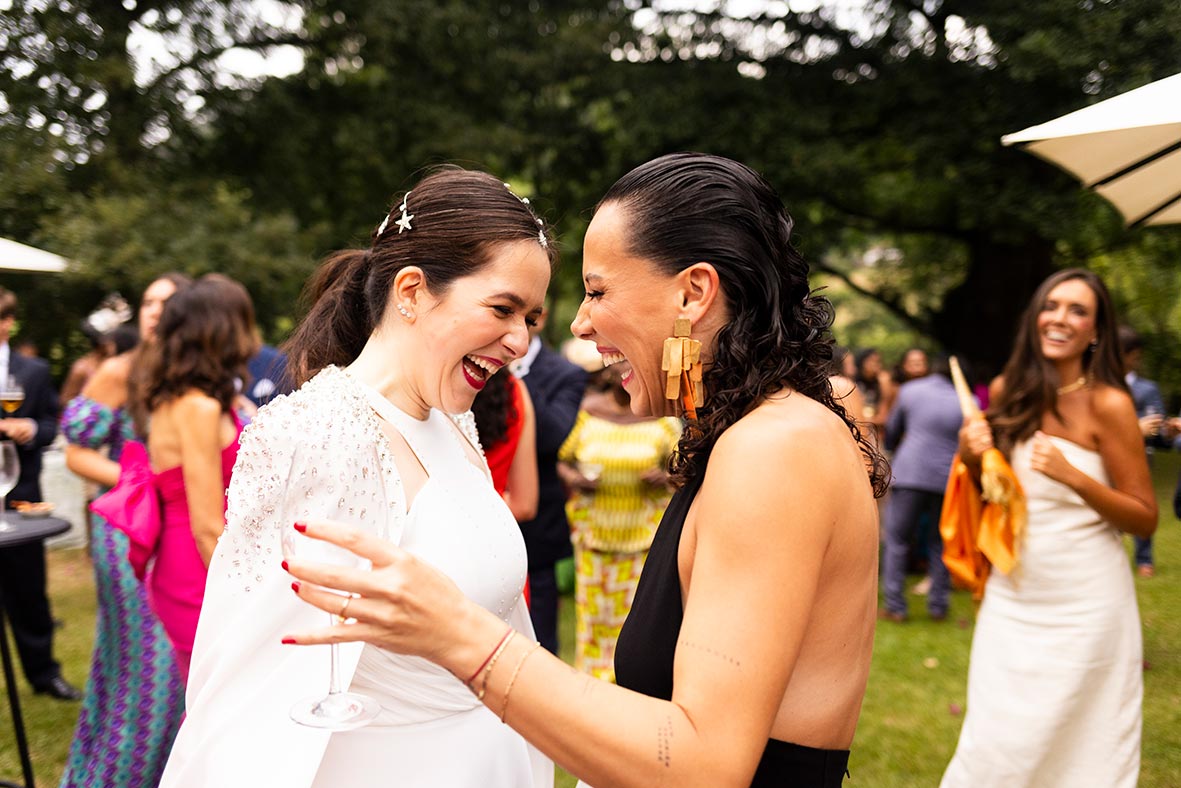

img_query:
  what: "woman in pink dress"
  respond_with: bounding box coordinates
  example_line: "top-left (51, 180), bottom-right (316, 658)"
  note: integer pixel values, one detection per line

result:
top-left (95, 274), bottom-right (259, 679)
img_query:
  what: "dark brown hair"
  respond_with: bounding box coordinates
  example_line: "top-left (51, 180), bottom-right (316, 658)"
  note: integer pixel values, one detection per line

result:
top-left (131, 274), bottom-right (259, 432)
top-left (285, 167), bottom-right (556, 385)
top-left (0, 287), bottom-right (17, 320)
top-left (471, 372), bottom-right (519, 449)
top-left (988, 268), bottom-right (1127, 455)
top-left (599, 153), bottom-right (888, 496)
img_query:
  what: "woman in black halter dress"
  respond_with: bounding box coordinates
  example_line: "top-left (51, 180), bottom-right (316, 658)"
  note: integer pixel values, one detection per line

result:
top-left (284, 153), bottom-right (888, 787)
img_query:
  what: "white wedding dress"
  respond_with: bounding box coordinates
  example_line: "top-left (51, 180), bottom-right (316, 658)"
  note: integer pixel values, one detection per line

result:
top-left (941, 436), bottom-right (1142, 788)
top-left (161, 366), bottom-right (552, 788)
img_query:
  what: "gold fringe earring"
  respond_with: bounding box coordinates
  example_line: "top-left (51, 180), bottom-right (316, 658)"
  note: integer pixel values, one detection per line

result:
top-left (662, 317), bottom-right (704, 419)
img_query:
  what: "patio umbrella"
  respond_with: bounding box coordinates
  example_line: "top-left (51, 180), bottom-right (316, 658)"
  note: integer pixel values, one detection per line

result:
top-left (1001, 71), bottom-right (1181, 227)
top-left (0, 237), bottom-right (69, 273)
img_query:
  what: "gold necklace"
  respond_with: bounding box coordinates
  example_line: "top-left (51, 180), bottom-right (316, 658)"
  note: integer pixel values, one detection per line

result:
top-left (1057, 375), bottom-right (1089, 396)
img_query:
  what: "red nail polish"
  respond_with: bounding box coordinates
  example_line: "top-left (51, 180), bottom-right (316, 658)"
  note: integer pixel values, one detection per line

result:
top-left (281, 560), bottom-right (289, 572)
top-left (281, 637), bottom-right (296, 645)
top-left (291, 581), bottom-right (301, 593)
top-left (293, 522), bottom-right (307, 533)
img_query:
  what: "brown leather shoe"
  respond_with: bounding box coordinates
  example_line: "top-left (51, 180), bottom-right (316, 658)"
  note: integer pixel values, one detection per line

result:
top-left (878, 608), bottom-right (907, 623)
top-left (1137, 564), bottom-right (1155, 578)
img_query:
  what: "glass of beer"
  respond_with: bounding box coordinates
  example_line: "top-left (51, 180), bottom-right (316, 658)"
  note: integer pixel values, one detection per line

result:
top-left (0, 376), bottom-right (24, 415)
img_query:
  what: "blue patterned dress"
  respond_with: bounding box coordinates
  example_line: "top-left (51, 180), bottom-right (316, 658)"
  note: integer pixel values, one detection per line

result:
top-left (59, 396), bottom-right (184, 788)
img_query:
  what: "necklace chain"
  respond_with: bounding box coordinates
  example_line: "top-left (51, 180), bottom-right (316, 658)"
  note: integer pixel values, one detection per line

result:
top-left (1057, 375), bottom-right (1090, 396)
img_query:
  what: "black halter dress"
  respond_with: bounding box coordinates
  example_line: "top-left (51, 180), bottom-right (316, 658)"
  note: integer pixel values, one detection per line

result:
top-left (614, 474), bottom-right (851, 787)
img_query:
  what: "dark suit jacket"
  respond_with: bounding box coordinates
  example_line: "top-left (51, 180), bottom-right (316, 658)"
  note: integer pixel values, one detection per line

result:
top-left (6, 352), bottom-right (60, 502)
top-left (519, 345), bottom-right (587, 570)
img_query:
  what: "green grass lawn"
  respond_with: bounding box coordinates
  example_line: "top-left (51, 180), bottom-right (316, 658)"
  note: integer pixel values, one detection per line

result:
top-left (5, 454), bottom-right (1181, 787)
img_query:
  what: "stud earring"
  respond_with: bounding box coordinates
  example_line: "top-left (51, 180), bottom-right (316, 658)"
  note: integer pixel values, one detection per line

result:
top-left (662, 317), bottom-right (704, 416)
top-left (397, 304), bottom-right (413, 319)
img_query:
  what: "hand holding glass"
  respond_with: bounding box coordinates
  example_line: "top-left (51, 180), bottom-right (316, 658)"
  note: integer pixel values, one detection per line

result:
top-left (281, 443), bottom-right (382, 730)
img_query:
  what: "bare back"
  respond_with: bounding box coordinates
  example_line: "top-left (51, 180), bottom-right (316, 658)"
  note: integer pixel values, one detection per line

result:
top-left (677, 389), bottom-right (878, 749)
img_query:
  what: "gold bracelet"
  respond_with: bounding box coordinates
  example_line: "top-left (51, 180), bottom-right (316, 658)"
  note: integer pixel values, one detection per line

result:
top-left (474, 630), bottom-right (516, 701)
top-left (500, 641), bottom-right (541, 723)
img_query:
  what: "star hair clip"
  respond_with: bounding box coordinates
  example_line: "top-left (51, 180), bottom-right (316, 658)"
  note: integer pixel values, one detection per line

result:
top-left (377, 190), bottom-right (414, 236)
top-left (503, 182), bottom-right (548, 249)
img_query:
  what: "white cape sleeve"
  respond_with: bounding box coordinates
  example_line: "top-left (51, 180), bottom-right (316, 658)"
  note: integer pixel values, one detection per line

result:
top-left (161, 379), bottom-right (404, 788)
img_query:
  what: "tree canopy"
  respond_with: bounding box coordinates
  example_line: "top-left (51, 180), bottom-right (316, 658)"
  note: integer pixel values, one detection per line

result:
top-left (2, 0), bottom-right (1178, 394)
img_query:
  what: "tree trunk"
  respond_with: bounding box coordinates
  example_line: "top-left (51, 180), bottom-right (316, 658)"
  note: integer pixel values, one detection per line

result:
top-left (932, 236), bottom-right (1056, 384)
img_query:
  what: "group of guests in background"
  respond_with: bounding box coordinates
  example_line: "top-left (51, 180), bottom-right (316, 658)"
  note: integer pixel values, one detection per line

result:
top-left (0, 154), bottom-right (1172, 788)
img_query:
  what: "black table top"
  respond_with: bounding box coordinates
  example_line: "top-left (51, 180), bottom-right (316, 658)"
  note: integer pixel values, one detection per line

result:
top-left (0, 516), bottom-right (71, 549)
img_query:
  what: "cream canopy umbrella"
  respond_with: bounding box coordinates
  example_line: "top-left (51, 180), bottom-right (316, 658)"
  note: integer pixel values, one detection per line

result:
top-left (1001, 71), bottom-right (1181, 227)
top-left (0, 237), bottom-right (69, 273)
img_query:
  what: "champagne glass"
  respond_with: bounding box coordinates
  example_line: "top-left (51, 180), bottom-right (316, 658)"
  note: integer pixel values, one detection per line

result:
top-left (281, 442), bottom-right (383, 730)
top-left (0, 441), bottom-right (21, 533)
top-left (0, 376), bottom-right (24, 415)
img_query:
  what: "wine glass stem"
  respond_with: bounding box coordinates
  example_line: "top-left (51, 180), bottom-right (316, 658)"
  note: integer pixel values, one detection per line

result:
top-left (327, 613), bottom-right (343, 695)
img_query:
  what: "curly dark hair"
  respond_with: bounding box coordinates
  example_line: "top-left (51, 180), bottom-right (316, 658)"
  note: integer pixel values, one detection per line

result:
top-left (131, 274), bottom-right (259, 433)
top-left (285, 167), bottom-right (557, 385)
top-left (598, 152), bottom-right (888, 496)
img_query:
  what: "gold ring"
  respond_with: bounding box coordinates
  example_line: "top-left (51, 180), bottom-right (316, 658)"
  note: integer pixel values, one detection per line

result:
top-left (339, 595), bottom-right (354, 619)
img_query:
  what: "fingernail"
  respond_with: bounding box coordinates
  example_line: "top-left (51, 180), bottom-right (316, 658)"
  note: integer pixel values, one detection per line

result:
top-left (281, 637), bottom-right (296, 645)
top-left (294, 522), bottom-right (307, 533)
top-left (291, 581), bottom-right (301, 593)
top-left (281, 560), bottom-right (289, 572)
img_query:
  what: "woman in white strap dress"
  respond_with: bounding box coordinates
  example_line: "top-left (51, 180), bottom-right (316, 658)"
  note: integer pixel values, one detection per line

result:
top-left (160, 168), bottom-right (555, 787)
top-left (942, 269), bottom-right (1157, 788)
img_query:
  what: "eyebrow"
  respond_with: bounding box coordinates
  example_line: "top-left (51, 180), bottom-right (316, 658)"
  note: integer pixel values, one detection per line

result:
top-left (583, 273), bottom-right (603, 284)
top-left (490, 291), bottom-right (527, 308)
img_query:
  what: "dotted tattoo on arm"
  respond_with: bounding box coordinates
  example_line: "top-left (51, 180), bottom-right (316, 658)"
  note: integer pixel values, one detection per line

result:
top-left (657, 714), bottom-right (673, 768)
top-left (679, 639), bottom-right (742, 668)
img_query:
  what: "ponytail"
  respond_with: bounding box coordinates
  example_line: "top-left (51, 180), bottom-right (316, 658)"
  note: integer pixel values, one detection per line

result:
top-left (284, 250), bottom-right (373, 385)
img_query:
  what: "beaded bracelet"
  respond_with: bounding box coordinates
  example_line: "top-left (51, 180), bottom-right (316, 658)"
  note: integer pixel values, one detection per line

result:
top-left (500, 641), bottom-right (542, 723)
top-left (470, 630), bottom-right (516, 701)
top-left (465, 627), bottom-right (514, 686)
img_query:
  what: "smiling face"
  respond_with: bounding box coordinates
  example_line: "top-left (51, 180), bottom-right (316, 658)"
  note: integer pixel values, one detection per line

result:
top-left (571, 203), bottom-right (686, 418)
top-left (139, 277), bottom-right (180, 342)
top-left (407, 240), bottom-right (550, 416)
top-left (1036, 278), bottom-right (1098, 365)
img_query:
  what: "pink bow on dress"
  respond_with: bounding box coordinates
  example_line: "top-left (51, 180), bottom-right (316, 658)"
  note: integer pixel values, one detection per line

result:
top-left (91, 440), bottom-right (162, 581)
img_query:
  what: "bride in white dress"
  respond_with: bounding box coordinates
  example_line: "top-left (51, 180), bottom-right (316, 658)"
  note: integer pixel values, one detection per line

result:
top-left (942, 269), bottom-right (1157, 788)
top-left (160, 168), bottom-right (555, 787)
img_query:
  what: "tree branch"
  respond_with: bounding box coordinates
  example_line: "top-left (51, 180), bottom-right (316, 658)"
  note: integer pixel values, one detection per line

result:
top-left (141, 33), bottom-right (312, 99)
top-left (813, 260), bottom-right (933, 336)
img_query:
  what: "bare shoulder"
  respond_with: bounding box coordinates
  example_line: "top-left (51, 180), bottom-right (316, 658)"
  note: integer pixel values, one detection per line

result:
top-left (81, 353), bottom-right (133, 405)
top-left (159, 392), bottom-right (224, 439)
top-left (1090, 382), bottom-right (1135, 417)
top-left (707, 391), bottom-right (865, 511)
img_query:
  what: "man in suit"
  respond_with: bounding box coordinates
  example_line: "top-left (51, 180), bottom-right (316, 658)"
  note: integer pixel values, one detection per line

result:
top-left (0, 286), bottom-right (79, 699)
top-left (514, 308), bottom-right (587, 653)
top-left (1120, 325), bottom-right (1165, 578)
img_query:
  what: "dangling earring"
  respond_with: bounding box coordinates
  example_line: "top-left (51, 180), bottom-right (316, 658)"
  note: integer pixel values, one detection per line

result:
top-left (662, 317), bottom-right (704, 418)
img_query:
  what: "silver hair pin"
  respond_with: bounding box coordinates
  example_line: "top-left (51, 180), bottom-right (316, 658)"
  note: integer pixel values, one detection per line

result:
top-left (504, 182), bottom-right (548, 248)
top-left (395, 191), bottom-right (414, 233)
top-left (377, 190), bottom-right (413, 237)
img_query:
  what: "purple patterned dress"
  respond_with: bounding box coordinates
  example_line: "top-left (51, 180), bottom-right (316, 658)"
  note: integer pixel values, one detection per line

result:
top-left (59, 396), bottom-right (184, 788)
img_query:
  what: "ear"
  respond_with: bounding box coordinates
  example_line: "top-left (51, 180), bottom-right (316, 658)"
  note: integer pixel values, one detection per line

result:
top-left (674, 262), bottom-right (722, 324)
top-left (389, 266), bottom-right (432, 319)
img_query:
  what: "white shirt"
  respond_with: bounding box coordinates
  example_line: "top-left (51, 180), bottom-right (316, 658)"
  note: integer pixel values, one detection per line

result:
top-left (511, 336), bottom-right (543, 379)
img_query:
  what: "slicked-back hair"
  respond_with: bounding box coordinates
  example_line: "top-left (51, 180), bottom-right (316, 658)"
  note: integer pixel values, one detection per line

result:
top-left (598, 152), bottom-right (888, 495)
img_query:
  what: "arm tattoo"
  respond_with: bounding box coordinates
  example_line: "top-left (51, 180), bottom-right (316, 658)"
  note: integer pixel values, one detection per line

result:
top-left (656, 714), bottom-right (673, 768)
top-left (679, 639), bottom-right (742, 668)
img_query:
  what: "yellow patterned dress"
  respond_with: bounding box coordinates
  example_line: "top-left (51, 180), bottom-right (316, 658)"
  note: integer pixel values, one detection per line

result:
top-left (559, 412), bottom-right (681, 681)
